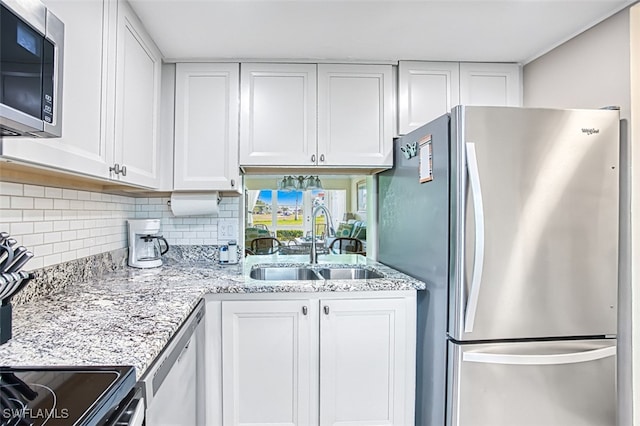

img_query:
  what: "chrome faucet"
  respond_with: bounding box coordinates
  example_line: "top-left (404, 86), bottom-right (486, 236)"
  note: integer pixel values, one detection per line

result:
top-left (310, 204), bottom-right (334, 264)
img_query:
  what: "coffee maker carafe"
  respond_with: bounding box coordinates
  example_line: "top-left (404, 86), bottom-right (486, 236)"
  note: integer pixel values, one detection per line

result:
top-left (128, 219), bottom-right (169, 268)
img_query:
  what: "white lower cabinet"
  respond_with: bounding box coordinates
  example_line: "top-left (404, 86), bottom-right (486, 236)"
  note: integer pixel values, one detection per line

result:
top-left (215, 292), bottom-right (416, 426)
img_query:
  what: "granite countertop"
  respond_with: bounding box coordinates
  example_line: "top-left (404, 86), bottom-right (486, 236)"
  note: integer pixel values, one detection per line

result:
top-left (0, 253), bottom-right (425, 380)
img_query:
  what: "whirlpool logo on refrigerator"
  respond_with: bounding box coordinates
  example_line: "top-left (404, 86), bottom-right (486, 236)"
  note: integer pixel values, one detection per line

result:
top-left (581, 128), bottom-right (600, 135)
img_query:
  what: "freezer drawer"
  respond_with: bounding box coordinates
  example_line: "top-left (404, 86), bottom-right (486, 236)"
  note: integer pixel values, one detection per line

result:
top-left (447, 339), bottom-right (616, 426)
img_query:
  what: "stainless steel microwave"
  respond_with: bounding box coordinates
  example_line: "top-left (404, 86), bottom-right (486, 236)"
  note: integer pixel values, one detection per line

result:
top-left (0, 0), bottom-right (64, 138)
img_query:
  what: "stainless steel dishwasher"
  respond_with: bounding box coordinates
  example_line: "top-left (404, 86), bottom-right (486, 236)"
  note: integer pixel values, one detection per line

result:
top-left (140, 299), bottom-right (205, 425)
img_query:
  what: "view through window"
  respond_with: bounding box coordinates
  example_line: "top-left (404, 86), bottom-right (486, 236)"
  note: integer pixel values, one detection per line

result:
top-left (249, 189), bottom-right (345, 242)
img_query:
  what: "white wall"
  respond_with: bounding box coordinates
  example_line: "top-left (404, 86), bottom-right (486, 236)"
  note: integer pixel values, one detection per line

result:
top-left (524, 9), bottom-right (631, 117)
top-left (0, 181), bottom-right (241, 269)
top-left (523, 8), bottom-right (634, 424)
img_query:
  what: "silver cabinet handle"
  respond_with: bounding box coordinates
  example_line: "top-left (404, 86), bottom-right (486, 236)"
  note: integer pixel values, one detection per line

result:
top-left (311, 154), bottom-right (316, 163)
top-left (320, 154), bottom-right (325, 162)
top-left (231, 179), bottom-right (235, 187)
top-left (302, 306), bottom-right (308, 315)
top-left (323, 305), bottom-right (329, 315)
top-left (109, 163), bottom-right (121, 175)
top-left (121, 165), bottom-right (127, 176)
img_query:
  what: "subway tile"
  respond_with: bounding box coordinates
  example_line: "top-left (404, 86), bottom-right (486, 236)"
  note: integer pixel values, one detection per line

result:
top-left (76, 229), bottom-right (91, 239)
top-left (53, 221), bottom-right (70, 232)
top-left (61, 251), bottom-right (77, 262)
top-left (83, 238), bottom-right (96, 248)
top-left (34, 198), bottom-right (54, 209)
top-left (11, 196), bottom-right (33, 209)
top-left (20, 233), bottom-right (43, 246)
top-left (44, 187), bottom-right (62, 198)
top-left (77, 191), bottom-right (92, 201)
top-left (61, 230), bottom-right (77, 241)
top-left (69, 240), bottom-right (84, 250)
top-left (53, 241), bottom-right (70, 253)
top-left (23, 185), bottom-right (44, 197)
top-left (188, 238), bottom-right (204, 244)
top-left (62, 211), bottom-right (78, 220)
top-left (43, 253), bottom-right (61, 267)
top-left (62, 189), bottom-right (78, 200)
top-left (32, 244), bottom-right (53, 257)
top-left (136, 198), bottom-right (149, 205)
top-left (69, 220), bottom-right (84, 230)
top-left (43, 232), bottom-right (62, 244)
top-left (11, 222), bottom-right (34, 235)
top-left (148, 198), bottom-right (163, 205)
top-left (34, 222), bottom-right (53, 233)
top-left (0, 196), bottom-right (10, 209)
top-left (0, 182), bottom-right (23, 196)
top-left (69, 200), bottom-right (84, 210)
top-left (76, 248), bottom-right (91, 258)
top-left (27, 257), bottom-right (43, 269)
top-left (23, 209), bottom-right (43, 221)
top-left (2, 210), bottom-right (23, 222)
top-left (44, 210), bottom-right (62, 221)
top-left (90, 192), bottom-right (102, 201)
top-left (53, 199), bottom-right (70, 210)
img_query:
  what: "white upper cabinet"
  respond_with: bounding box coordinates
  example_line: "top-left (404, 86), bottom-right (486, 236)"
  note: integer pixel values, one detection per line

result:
top-left (174, 63), bottom-right (240, 192)
top-left (0, 0), bottom-right (163, 189)
top-left (239, 63), bottom-right (393, 169)
top-left (459, 62), bottom-right (522, 107)
top-left (0, 0), bottom-right (112, 179)
top-left (318, 64), bottom-right (393, 167)
top-left (397, 61), bottom-right (521, 135)
top-left (240, 63), bottom-right (317, 166)
top-left (111, 0), bottom-right (162, 188)
top-left (398, 61), bottom-right (460, 135)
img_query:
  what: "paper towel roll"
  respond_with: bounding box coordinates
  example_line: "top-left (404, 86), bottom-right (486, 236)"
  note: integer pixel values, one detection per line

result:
top-left (170, 192), bottom-right (219, 216)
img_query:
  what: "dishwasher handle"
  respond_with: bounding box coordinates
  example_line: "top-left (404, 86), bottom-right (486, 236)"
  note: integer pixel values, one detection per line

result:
top-left (112, 390), bottom-right (145, 426)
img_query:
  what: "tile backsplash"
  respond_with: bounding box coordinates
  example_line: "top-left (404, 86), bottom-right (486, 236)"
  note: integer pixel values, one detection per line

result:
top-left (0, 181), bottom-right (240, 269)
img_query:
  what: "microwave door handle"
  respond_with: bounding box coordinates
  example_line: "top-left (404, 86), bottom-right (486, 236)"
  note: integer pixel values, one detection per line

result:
top-left (464, 142), bottom-right (485, 333)
top-left (463, 345), bottom-right (616, 365)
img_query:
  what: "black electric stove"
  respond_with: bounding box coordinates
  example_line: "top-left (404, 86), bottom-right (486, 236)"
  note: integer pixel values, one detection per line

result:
top-left (0, 366), bottom-right (136, 426)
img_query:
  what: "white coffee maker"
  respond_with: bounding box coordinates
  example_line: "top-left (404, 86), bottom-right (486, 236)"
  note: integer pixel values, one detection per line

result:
top-left (128, 219), bottom-right (169, 268)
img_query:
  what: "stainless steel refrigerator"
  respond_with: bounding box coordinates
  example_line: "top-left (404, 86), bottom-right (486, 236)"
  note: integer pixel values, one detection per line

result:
top-left (378, 106), bottom-right (619, 426)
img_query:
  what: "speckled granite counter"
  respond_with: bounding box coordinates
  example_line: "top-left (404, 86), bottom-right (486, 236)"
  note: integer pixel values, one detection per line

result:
top-left (0, 252), bottom-right (425, 380)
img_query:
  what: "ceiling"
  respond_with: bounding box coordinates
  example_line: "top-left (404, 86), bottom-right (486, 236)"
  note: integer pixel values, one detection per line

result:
top-left (129, 0), bottom-right (632, 65)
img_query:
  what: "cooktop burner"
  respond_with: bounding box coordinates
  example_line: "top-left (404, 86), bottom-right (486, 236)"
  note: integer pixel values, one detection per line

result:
top-left (0, 366), bottom-right (136, 426)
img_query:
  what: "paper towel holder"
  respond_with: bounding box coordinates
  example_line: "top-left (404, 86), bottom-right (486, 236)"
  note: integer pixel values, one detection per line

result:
top-left (167, 192), bottom-right (222, 208)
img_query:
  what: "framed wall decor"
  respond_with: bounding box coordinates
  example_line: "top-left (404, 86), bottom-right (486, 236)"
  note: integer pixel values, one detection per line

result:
top-left (356, 180), bottom-right (367, 212)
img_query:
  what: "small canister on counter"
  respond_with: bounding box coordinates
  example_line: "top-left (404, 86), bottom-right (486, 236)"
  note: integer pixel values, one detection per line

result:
top-left (227, 240), bottom-right (238, 264)
top-left (219, 244), bottom-right (229, 264)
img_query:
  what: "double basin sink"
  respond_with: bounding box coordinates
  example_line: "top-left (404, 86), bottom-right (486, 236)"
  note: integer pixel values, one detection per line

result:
top-left (250, 265), bottom-right (384, 281)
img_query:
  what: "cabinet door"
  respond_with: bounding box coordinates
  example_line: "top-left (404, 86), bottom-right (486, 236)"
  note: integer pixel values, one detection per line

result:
top-left (174, 63), bottom-right (240, 192)
top-left (112, 0), bottom-right (162, 188)
top-left (398, 61), bottom-right (460, 135)
top-left (320, 298), bottom-right (412, 426)
top-left (1, 0), bottom-right (112, 179)
top-left (240, 63), bottom-right (317, 166)
top-left (222, 300), bottom-right (318, 426)
top-left (317, 64), bottom-right (393, 167)
top-left (459, 63), bottom-right (522, 107)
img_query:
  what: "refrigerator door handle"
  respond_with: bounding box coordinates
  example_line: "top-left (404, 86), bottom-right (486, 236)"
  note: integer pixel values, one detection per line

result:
top-left (464, 142), bottom-right (485, 333)
top-left (462, 345), bottom-right (616, 365)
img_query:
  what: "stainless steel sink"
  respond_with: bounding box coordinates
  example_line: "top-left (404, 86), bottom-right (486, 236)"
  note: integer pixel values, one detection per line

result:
top-left (316, 267), bottom-right (384, 280)
top-left (249, 267), bottom-right (321, 281)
